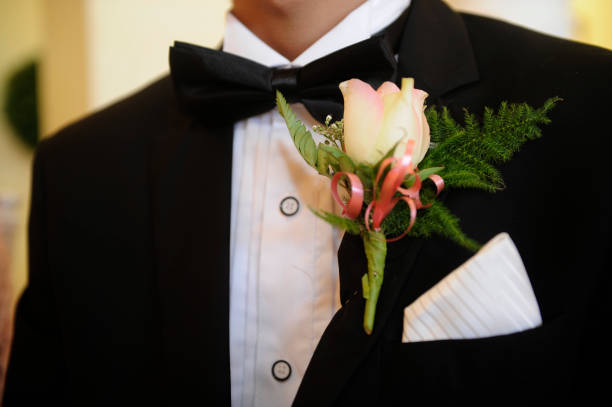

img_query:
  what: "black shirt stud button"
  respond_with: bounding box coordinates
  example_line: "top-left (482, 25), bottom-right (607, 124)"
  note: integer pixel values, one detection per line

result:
top-left (280, 196), bottom-right (300, 216)
top-left (271, 360), bottom-right (292, 381)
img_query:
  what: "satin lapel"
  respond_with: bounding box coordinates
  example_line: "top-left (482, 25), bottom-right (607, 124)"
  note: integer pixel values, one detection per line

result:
top-left (293, 235), bottom-right (423, 407)
top-left (292, 1), bottom-right (480, 406)
top-left (151, 99), bottom-right (233, 404)
top-left (396, 0), bottom-right (479, 101)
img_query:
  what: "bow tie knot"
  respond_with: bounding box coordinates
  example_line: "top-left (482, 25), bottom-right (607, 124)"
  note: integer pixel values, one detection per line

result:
top-left (170, 35), bottom-right (398, 124)
top-left (270, 67), bottom-right (301, 102)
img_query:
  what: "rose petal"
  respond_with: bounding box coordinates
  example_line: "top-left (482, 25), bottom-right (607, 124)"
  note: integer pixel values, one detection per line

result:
top-left (377, 78), bottom-right (417, 164)
top-left (340, 79), bottom-right (384, 165)
top-left (411, 88), bottom-right (430, 164)
top-left (376, 81), bottom-right (401, 98)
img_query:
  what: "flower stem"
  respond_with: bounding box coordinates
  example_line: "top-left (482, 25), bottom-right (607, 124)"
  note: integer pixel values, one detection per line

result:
top-left (362, 230), bottom-right (387, 335)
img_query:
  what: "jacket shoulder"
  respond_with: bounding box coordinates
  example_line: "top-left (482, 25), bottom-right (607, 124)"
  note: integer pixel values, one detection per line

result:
top-left (456, 12), bottom-right (612, 124)
top-left (37, 75), bottom-right (176, 162)
top-left (32, 75), bottom-right (178, 202)
top-left (460, 12), bottom-right (612, 80)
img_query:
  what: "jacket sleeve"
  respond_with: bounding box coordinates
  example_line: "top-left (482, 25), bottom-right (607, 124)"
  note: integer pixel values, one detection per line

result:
top-left (2, 139), bottom-right (68, 405)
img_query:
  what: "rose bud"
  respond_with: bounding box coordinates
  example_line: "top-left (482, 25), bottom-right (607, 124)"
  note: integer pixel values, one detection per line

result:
top-left (339, 77), bottom-right (430, 166)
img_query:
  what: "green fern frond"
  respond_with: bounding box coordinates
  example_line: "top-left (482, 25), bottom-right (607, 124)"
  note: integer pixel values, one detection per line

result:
top-left (276, 91), bottom-right (317, 168)
top-left (381, 200), bottom-right (480, 251)
top-left (422, 97), bottom-right (560, 194)
top-left (387, 97), bottom-right (559, 251)
top-left (278, 94), bottom-right (559, 253)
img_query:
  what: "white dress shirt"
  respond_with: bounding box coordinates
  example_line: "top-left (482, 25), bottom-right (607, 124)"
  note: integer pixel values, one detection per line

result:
top-left (224, 1), bottom-right (411, 406)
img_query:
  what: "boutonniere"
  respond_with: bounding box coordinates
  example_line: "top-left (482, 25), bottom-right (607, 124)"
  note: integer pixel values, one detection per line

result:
top-left (276, 77), bottom-right (559, 335)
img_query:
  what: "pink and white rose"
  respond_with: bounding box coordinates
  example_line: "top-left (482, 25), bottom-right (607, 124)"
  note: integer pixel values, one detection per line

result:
top-left (339, 77), bottom-right (430, 166)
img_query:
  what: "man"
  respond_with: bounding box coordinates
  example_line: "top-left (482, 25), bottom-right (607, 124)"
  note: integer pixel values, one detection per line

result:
top-left (3, 0), bottom-right (611, 405)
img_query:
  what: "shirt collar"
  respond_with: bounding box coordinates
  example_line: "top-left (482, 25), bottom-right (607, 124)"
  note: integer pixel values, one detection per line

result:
top-left (222, 0), bottom-right (411, 68)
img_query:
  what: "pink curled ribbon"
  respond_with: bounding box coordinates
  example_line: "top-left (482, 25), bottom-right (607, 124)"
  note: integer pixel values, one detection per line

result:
top-left (331, 171), bottom-right (364, 219)
top-left (330, 140), bottom-right (444, 242)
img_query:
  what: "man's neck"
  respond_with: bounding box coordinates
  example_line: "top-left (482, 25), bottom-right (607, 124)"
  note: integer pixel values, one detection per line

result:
top-left (231, 0), bottom-right (368, 61)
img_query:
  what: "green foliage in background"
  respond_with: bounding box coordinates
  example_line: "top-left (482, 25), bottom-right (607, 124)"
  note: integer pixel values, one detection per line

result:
top-left (3, 60), bottom-right (39, 149)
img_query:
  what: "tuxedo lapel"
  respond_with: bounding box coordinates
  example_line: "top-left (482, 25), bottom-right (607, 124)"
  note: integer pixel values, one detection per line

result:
top-left (396, 0), bottom-right (479, 101)
top-left (293, 1), bottom-right (480, 405)
top-left (151, 100), bottom-right (233, 404)
top-left (293, 236), bottom-right (423, 407)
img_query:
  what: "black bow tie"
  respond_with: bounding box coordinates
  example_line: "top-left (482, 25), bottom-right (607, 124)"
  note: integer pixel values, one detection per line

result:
top-left (169, 35), bottom-right (398, 124)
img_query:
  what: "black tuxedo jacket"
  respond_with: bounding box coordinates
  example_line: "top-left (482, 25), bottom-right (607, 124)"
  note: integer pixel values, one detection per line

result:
top-left (4, 0), bottom-right (612, 405)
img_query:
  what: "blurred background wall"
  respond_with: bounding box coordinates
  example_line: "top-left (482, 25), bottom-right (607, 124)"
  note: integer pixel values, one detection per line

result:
top-left (1, 0), bottom-right (611, 397)
top-left (0, 0), bottom-right (44, 395)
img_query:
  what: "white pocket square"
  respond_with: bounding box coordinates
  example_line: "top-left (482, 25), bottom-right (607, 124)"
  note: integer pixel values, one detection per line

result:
top-left (402, 233), bottom-right (542, 343)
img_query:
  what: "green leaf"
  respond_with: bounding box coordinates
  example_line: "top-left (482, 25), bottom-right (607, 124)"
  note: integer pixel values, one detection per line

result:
top-left (356, 164), bottom-right (375, 182)
top-left (362, 230), bottom-right (387, 334)
top-left (318, 143), bottom-right (357, 174)
top-left (338, 155), bottom-right (355, 173)
top-left (404, 166), bottom-right (444, 187)
top-left (310, 207), bottom-right (361, 235)
top-left (418, 166), bottom-right (445, 180)
top-left (316, 144), bottom-right (332, 177)
top-left (276, 90), bottom-right (317, 168)
top-left (319, 143), bottom-right (350, 159)
top-left (355, 164), bottom-right (375, 201)
top-left (361, 274), bottom-right (370, 299)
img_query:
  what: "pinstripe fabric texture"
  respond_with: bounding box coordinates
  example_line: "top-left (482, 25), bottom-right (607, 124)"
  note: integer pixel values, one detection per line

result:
top-left (402, 233), bottom-right (542, 343)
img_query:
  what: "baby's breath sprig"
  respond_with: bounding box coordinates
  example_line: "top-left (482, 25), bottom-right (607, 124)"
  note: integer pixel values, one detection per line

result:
top-left (313, 115), bottom-right (345, 151)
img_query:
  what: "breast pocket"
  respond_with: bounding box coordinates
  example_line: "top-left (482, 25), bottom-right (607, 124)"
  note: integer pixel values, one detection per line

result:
top-left (379, 313), bottom-right (586, 406)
